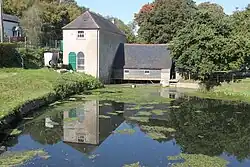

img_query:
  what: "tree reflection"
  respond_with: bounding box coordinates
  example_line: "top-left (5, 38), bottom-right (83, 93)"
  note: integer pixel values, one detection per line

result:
top-left (169, 97), bottom-right (250, 161)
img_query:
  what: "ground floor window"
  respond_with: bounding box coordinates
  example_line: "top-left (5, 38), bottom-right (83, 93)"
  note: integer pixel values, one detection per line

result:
top-left (77, 52), bottom-right (85, 70)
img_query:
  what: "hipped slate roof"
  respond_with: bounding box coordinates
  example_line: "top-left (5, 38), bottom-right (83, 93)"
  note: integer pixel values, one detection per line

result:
top-left (113, 44), bottom-right (172, 69)
top-left (62, 11), bottom-right (125, 36)
top-left (3, 14), bottom-right (19, 23)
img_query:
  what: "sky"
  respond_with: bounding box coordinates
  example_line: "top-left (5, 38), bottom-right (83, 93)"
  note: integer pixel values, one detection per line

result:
top-left (76, 0), bottom-right (249, 24)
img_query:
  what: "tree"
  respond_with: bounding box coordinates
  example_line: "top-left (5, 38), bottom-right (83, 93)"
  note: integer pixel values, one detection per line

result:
top-left (20, 2), bottom-right (43, 46)
top-left (106, 16), bottom-right (137, 43)
top-left (198, 2), bottom-right (225, 16)
top-left (135, 0), bottom-right (197, 44)
top-left (170, 7), bottom-right (250, 82)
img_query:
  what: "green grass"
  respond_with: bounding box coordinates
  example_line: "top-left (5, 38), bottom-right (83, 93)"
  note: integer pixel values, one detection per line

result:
top-left (0, 149), bottom-right (49, 166)
top-left (167, 153), bottom-right (229, 167)
top-left (180, 78), bottom-right (250, 103)
top-left (0, 68), bottom-right (102, 119)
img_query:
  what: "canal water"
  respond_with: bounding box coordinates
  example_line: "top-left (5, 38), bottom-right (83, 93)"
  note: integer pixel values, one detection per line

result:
top-left (1, 87), bottom-right (250, 167)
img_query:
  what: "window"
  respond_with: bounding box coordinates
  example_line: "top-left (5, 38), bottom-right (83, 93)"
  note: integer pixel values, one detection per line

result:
top-left (77, 52), bottom-right (85, 70)
top-left (144, 70), bottom-right (150, 75)
top-left (124, 70), bottom-right (129, 74)
top-left (77, 31), bottom-right (85, 39)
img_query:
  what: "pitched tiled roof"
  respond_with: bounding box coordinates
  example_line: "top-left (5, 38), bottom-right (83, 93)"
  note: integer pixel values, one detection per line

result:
top-left (3, 14), bottom-right (19, 23)
top-left (113, 44), bottom-right (172, 69)
top-left (62, 11), bottom-right (125, 36)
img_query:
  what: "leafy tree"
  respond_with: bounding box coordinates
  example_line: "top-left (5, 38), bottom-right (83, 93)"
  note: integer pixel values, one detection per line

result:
top-left (198, 2), bottom-right (225, 16)
top-left (170, 7), bottom-right (250, 81)
top-left (20, 2), bottom-right (43, 46)
top-left (135, 0), bottom-right (197, 44)
top-left (106, 16), bottom-right (137, 43)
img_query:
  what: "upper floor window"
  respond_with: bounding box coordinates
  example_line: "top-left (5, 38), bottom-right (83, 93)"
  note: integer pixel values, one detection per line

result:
top-left (77, 31), bottom-right (85, 39)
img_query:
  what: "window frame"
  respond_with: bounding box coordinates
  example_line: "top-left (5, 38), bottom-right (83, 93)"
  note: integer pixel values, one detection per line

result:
top-left (77, 31), bottom-right (85, 40)
top-left (144, 70), bottom-right (150, 75)
top-left (77, 52), bottom-right (85, 71)
top-left (124, 70), bottom-right (130, 74)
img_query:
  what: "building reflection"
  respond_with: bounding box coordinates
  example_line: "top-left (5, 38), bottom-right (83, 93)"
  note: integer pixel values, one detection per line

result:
top-left (63, 100), bottom-right (124, 154)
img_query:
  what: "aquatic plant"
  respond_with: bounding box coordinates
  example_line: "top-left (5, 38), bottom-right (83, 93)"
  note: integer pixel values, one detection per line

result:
top-left (63, 117), bottom-right (78, 122)
top-left (167, 153), bottom-right (229, 167)
top-left (115, 111), bottom-right (125, 114)
top-left (147, 132), bottom-right (167, 140)
top-left (84, 85), bottom-right (173, 104)
top-left (140, 125), bottom-right (176, 133)
top-left (99, 115), bottom-right (111, 119)
top-left (108, 112), bottom-right (119, 116)
top-left (151, 109), bottom-right (168, 115)
top-left (123, 162), bottom-right (141, 167)
top-left (136, 111), bottom-right (152, 116)
top-left (0, 149), bottom-right (49, 166)
top-left (10, 129), bottom-right (22, 136)
top-left (128, 116), bottom-right (149, 123)
top-left (114, 129), bottom-right (136, 135)
top-left (88, 154), bottom-right (100, 160)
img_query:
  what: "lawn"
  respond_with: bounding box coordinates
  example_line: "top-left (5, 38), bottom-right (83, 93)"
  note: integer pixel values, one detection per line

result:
top-left (0, 68), bottom-right (102, 118)
top-left (187, 78), bottom-right (250, 102)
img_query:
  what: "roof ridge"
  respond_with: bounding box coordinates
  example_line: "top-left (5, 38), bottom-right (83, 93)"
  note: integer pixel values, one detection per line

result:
top-left (86, 11), bottom-right (100, 28)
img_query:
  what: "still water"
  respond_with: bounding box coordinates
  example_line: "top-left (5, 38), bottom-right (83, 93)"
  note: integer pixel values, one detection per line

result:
top-left (1, 88), bottom-right (250, 167)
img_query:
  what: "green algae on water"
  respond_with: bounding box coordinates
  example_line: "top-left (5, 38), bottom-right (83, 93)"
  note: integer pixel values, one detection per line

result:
top-left (123, 162), bottom-right (141, 167)
top-left (147, 132), bottom-right (167, 140)
top-left (115, 111), bottom-right (125, 114)
top-left (0, 149), bottom-right (49, 167)
top-left (88, 154), bottom-right (100, 159)
top-left (108, 112), bottom-right (119, 116)
top-left (64, 117), bottom-right (78, 122)
top-left (136, 111), bottom-right (152, 116)
top-left (10, 129), bottom-right (22, 136)
top-left (151, 109), bottom-right (168, 115)
top-left (167, 153), bottom-right (229, 167)
top-left (99, 115), bottom-right (111, 119)
top-left (141, 125), bottom-right (176, 133)
top-left (114, 128), bottom-right (136, 135)
top-left (128, 116), bottom-right (149, 123)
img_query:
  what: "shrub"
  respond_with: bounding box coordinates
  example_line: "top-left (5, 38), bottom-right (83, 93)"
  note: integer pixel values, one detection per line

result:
top-left (17, 48), bottom-right (45, 69)
top-left (0, 43), bottom-right (22, 68)
top-left (53, 73), bottom-right (103, 99)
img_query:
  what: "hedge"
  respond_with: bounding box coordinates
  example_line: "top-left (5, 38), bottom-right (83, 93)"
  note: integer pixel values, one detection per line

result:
top-left (0, 43), bottom-right (22, 68)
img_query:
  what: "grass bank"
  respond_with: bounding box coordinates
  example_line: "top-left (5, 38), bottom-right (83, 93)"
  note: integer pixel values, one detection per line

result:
top-left (0, 68), bottom-right (102, 119)
top-left (187, 79), bottom-right (250, 102)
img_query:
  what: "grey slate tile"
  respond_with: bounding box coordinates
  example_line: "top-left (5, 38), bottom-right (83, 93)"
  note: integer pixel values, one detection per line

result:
top-left (113, 44), bottom-right (172, 70)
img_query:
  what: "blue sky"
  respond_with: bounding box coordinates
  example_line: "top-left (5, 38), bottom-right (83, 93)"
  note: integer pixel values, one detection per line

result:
top-left (76, 0), bottom-right (249, 24)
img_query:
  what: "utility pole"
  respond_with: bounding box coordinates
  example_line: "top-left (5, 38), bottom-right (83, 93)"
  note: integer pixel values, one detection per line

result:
top-left (0, 0), bottom-right (3, 43)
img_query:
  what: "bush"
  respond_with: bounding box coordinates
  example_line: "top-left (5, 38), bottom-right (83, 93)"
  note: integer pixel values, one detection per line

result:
top-left (18, 48), bottom-right (45, 69)
top-left (53, 73), bottom-right (104, 99)
top-left (0, 43), bottom-right (22, 68)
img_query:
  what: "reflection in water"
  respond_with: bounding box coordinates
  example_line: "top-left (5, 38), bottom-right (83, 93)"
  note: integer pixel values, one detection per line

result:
top-left (62, 100), bottom-right (124, 155)
top-left (63, 100), bottom-right (99, 145)
top-left (3, 91), bottom-right (250, 166)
